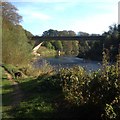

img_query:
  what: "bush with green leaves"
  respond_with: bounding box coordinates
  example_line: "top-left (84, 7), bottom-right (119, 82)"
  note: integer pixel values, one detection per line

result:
top-left (60, 57), bottom-right (120, 119)
top-left (60, 66), bottom-right (90, 105)
top-left (37, 73), bottom-right (62, 92)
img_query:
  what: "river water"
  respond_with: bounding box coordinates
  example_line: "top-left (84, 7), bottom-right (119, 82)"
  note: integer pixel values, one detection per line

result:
top-left (33, 56), bottom-right (102, 72)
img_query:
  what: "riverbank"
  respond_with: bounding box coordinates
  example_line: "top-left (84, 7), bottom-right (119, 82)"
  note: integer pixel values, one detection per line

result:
top-left (2, 62), bottom-right (120, 119)
top-left (2, 49), bottom-right (120, 119)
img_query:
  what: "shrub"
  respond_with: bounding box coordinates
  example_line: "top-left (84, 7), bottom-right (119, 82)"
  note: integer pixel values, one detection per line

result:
top-left (60, 66), bottom-right (90, 105)
top-left (37, 73), bottom-right (61, 91)
top-left (60, 57), bottom-right (120, 119)
top-left (25, 60), bottom-right (54, 77)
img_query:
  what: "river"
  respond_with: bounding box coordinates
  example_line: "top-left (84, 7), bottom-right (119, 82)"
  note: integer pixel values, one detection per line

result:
top-left (33, 56), bottom-right (102, 72)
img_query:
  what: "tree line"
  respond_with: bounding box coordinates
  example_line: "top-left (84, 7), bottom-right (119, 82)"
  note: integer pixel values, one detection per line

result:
top-left (78, 24), bottom-right (120, 61)
top-left (40, 25), bottom-right (120, 62)
top-left (41, 29), bottom-right (79, 55)
top-left (2, 1), bottom-right (120, 67)
top-left (2, 2), bottom-right (33, 66)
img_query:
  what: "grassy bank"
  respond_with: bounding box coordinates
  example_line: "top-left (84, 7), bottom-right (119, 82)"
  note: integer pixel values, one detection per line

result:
top-left (1, 48), bottom-right (120, 119)
top-left (2, 74), bottom-right (62, 118)
top-left (2, 60), bottom-right (120, 119)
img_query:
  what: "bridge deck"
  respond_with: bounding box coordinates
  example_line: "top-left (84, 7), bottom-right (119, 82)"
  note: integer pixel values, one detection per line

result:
top-left (32, 36), bottom-right (105, 41)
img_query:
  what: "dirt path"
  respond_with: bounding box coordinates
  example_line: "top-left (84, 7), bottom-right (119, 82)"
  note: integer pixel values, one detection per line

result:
top-left (5, 71), bottom-right (23, 107)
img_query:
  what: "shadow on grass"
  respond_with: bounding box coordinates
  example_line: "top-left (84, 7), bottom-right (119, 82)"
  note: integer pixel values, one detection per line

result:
top-left (2, 75), bottom-right (104, 119)
top-left (2, 83), bottom-right (15, 106)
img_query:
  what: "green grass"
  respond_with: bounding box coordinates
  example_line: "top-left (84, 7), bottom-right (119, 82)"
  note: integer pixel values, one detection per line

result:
top-left (2, 64), bottom-right (119, 119)
top-left (2, 79), bottom-right (15, 118)
top-left (13, 92), bottom-right (56, 118)
top-left (1, 66), bottom-right (7, 80)
top-left (1, 72), bottom-right (97, 119)
top-left (2, 79), bottom-right (13, 106)
top-left (1, 64), bottom-right (19, 118)
top-left (1, 64), bottom-right (19, 106)
top-left (2, 79), bottom-right (13, 95)
top-left (11, 74), bottom-right (84, 119)
top-left (2, 74), bottom-right (63, 118)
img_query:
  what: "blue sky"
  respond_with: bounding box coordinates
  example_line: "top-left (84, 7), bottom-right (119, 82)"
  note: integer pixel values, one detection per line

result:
top-left (10, 0), bottom-right (119, 35)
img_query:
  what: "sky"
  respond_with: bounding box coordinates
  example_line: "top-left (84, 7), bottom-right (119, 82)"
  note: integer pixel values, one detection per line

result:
top-left (9, 0), bottom-right (119, 35)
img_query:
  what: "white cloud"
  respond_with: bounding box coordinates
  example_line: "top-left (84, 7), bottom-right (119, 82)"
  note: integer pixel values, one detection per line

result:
top-left (21, 5), bottom-right (117, 34)
top-left (6, 0), bottom-right (118, 35)
top-left (54, 5), bottom-right (65, 11)
top-left (53, 2), bottom-right (78, 12)
top-left (63, 1), bottom-right (118, 34)
top-left (70, 13), bottom-right (117, 34)
top-left (22, 13), bottom-right (51, 23)
top-left (30, 13), bottom-right (51, 20)
top-left (16, 6), bottom-right (52, 21)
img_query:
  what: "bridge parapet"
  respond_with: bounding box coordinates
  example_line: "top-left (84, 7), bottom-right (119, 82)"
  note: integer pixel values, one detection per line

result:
top-left (32, 36), bottom-right (106, 41)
